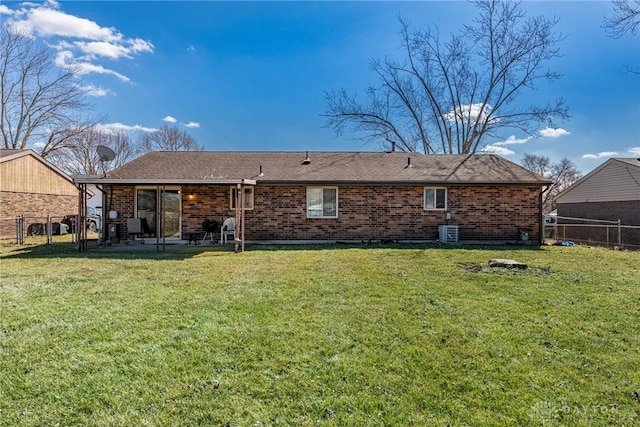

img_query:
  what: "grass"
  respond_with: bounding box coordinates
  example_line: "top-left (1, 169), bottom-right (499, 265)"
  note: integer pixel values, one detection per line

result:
top-left (1, 243), bottom-right (639, 426)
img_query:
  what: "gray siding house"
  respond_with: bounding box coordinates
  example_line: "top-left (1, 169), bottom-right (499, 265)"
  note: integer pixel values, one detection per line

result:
top-left (554, 158), bottom-right (640, 247)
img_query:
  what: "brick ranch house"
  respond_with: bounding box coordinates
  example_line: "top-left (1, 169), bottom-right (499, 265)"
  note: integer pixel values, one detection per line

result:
top-left (0, 149), bottom-right (78, 238)
top-left (73, 151), bottom-right (551, 245)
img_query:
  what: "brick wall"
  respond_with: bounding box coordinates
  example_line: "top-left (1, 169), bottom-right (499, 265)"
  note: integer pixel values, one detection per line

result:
top-left (105, 183), bottom-right (542, 243)
top-left (0, 191), bottom-right (77, 238)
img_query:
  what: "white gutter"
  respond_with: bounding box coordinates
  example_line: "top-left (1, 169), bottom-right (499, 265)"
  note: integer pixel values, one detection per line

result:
top-left (73, 177), bottom-right (257, 185)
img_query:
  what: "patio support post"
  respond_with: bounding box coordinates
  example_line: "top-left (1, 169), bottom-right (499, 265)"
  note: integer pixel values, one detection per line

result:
top-left (77, 183), bottom-right (87, 252)
top-left (235, 183), bottom-right (242, 252)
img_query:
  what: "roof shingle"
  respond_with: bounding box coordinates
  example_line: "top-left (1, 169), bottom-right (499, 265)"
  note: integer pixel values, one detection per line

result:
top-left (104, 151), bottom-right (550, 185)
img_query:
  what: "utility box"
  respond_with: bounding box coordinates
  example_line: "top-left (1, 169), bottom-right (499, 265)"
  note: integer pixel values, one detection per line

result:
top-left (438, 225), bottom-right (459, 243)
top-left (108, 223), bottom-right (118, 244)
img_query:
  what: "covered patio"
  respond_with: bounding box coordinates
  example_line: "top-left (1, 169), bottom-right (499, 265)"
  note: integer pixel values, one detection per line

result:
top-left (72, 176), bottom-right (256, 253)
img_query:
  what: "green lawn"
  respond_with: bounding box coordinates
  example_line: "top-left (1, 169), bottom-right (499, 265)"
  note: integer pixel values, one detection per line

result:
top-left (1, 243), bottom-right (638, 426)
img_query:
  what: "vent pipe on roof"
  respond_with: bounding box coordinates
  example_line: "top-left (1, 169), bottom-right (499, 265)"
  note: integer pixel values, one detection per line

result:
top-left (405, 156), bottom-right (412, 169)
top-left (258, 165), bottom-right (264, 177)
top-left (302, 151), bottom-right (311, 165)
top-left (385, 140), bottom-right (396, 153)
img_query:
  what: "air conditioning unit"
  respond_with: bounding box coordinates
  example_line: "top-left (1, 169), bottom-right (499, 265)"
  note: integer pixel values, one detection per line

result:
top-left (438, 225), bottom-right (459, 243)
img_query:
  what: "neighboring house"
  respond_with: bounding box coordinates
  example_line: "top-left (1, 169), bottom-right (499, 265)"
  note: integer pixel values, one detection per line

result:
top-left (73, 151), bottom-right (551, 245)
top-left (554, 157), bottom-right (640, 247)
top-left (0, 149), bottom-right (78, 238)
top-left (555, 158), bottom-right (640, 224)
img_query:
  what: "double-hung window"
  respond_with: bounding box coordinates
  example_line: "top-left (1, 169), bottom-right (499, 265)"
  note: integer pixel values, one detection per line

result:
top-left (230, 187), bottom-right (254, 210)
top-left (424, 187), bottom-right (447, 210)
top-left (307, 187), bottom-right (338, 218)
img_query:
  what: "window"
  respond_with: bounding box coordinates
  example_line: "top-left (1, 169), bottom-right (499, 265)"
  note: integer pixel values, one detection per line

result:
top-left (424, 187), bottom-right (447, 210)
top-left (307, 187), bottom-right (338, 218)
top-left (230, 187), bottom-right (254, 210)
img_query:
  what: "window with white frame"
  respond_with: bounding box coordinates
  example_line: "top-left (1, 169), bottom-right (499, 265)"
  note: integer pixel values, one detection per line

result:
top-left (307, 187), bottom-right (338, 218)
top-left (230, 187), bottom-right (254, 210)
top-left (424, 187), bottom-right (447, 210)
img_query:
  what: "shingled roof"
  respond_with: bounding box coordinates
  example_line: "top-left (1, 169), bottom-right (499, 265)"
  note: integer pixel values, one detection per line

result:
top-left (79, 151), bottom-right (550, 185)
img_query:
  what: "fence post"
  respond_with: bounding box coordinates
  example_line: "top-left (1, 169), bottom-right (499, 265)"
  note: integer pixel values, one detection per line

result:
top-left (47, 215), bottom-right (52, 245)
top-left (15, 215), bottom-right (24, 245)
top-left (617, 219), bottom-right (622, 248)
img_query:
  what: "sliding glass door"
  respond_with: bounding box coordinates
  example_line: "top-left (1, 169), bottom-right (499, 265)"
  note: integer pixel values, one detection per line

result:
top-left (135, 187), bottom-right (181, 240)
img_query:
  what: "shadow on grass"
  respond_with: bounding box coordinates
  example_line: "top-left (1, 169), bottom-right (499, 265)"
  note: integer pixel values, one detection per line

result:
top-left (0, 242), bottom-right (234, 261)
top-left (0, 240), bottom-right (544, 261)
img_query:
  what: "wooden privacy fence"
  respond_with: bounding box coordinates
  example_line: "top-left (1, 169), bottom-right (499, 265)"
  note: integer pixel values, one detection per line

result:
top-left (544, 216), bottom-right (640, 250)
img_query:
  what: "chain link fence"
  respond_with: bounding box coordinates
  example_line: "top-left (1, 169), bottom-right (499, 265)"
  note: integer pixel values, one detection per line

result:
top-left (0, 214), bottom-right (96, 245)
top-left (544, 216), bottom-right (640, 250)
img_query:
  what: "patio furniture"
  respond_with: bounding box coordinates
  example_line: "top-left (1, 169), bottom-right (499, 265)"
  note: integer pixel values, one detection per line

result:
top-left (127, 218), bottom-right (149, 244)
top-left (220, 217), bottom-right (236, 244)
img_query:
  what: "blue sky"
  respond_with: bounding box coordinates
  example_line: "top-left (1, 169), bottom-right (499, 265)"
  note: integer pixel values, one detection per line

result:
top-left (1, 0), bottom-right (639, 174)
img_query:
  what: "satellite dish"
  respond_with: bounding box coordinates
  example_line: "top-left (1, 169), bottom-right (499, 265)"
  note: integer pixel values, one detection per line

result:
top-left (97, 145), bottom-right (116, 162)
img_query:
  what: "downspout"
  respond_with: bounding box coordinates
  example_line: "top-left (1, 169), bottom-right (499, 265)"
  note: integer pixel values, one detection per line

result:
top-left (539, 186), bottom-right (545, 246)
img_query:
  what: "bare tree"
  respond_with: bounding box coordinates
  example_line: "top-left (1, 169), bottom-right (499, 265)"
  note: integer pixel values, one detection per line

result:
top-left (47, 128), bottom-right (143, 175)
top-left (603, 0), bottom-right (640, 73)
top-left (521, 153), bottom-right (581, 213)
top-left (0, 26), bottom-right (100, 156)
top-left (139, 124), bottom-right (203, 152)
top-left (603, 0), bottom-right (640, 38)
top-left (324, 0), bottom-right (569, 154)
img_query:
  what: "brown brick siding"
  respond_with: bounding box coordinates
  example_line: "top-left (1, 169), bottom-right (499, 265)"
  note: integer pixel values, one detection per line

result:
top-left (104, 183), bottom-right (542, 243)
top-left (0, 191), bottom-right (77, 238)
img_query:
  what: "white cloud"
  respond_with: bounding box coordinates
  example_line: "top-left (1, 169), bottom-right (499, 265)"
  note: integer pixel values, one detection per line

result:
top-left (581, 151), bottom-right (619, 159)
top-left (97, 122), bottom-right (157, 134)
top-left (539, 127), bottom-right (570, 138)
top-left (75, 84), bottom-right (110, 97)
top-left (444, 103), bottom-right (497, 124)
top-left (129, 38), bottom-right (154, 54)
top-left (187, 45), bottom-right (196, 53)
top-left (163, 116), bottom-right (177, 123)
top-left (24, 6), bottom-right (121, 42)
top-left (628, 147), bottom-right (640, 157)
top-left (493, 135), bottom-right (531, 146)
top-left (76, 41), bottom-right (131, 59)
top-left (184, 121), bottom-right (200, 128)
top-left (3, 1), bottom-right (153, 82)
top-left (55, 51), bottom-right (130, 82)
top-left (0, 5), bottom-right (13, 15)
top-left (481, 145), bottom-right (515, 156)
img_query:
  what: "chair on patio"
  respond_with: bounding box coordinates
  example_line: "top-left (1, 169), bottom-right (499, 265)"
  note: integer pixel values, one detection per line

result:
top-left (127, 217), bottom-right (149, 244)
top-left (220, 217), bottom-right (236, 244)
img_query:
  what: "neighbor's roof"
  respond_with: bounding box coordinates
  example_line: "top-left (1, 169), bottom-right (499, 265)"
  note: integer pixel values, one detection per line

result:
top-left (555, 157), bottom-right (640, 203)
top-left (75, 151), bottom-right (551, 185)
top-left (0, 148), bottom-right (29, 160)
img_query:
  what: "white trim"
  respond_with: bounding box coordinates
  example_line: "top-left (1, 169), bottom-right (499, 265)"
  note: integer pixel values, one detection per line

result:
top-left (424, 187), bottom-right (447, 210)
top-left (306, 186), bottom-right (338, 219)
top-left (230, 186), bottom-right (254, 210)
